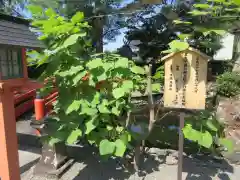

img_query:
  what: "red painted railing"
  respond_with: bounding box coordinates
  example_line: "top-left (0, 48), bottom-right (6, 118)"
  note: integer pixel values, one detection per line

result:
top-left (14, 75), bottom-right (104, 119)
top-left (14, 89), bottom-right (58, 119)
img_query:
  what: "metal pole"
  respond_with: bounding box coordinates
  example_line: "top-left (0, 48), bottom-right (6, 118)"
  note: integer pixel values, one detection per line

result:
top-left (178, 112), bottom-right (185, 180)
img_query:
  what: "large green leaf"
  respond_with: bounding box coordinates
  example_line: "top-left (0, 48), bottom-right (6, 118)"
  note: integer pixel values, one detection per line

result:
top-left (153, 70), bottom-right (164, 79)
top-left (169, 40), bottom-right (189, 52)
top-left (45, 8), bottom-right (56, 17)
top-left (194, 4), bottom-right (211, 9)
top-left (112, 88), bottom-right (125, 99)
top-left (130, 66), bottom-right (146, 75)
top-left (177, 34), bottom-right (192, 40)
top-left (66, 129), bottom-right (82, 144)
top-left (112, 107), bottom-right (121, 116)
top-left (27, 5), bottom-right (43, 14)
top-left (206, 119), bottom-right (218, 132)
top-left (116, 126), bottom-right (124, 133)
top-left (71, 12), bottom-right (84, 24)
top-left (122, 80), bottom-right (134, 92)
top-left (152, 83), bottom-right (161, 93)
top-left (99, 139), bottom-right (115, 156)
top-left (234, 0), bottom-right (240, 5)
top-left (96, 73), bottom-right (107, 82)
top-left (188, 10), bottom-right (210, 16)
top-left (198, 131), bottom-right (213, 148)
top-left (73, 71), bottom-right (88, 85)
top-left (183, 124), bottom-right (213, 148)
top-left (183, 124), bottom-right (200, 142)
top-left (207, 0), bottom-right (227, 2)
top-left (106, 125), bottom-right (113, 131)
top-left (48, 130), bottom-right (69, 146)
top-left (85, 117), bottom-right (98, 135)
top-left (87, 58), bottom-right (103, 69)
top-left (70, 66), bottom-right (84, 74)
top-left (203, 30), bottom-right (226, 36)
top-left (58, 66), bottom-right (84, 77)
top-left (91, 92), bottom-right (101, 106)
top-left (120, 132), bottom-right (131, 145)
top-left (219, 138), bottom-right (234, 153)
top-left (115, 58), bottom-right (129, 68)
top-left (81, 107), bottom-right (98, 116)
top-left (173, 20), bottom-right (192, 25)
top-left (98, 104), bottom-right (111, 114)
top-left (49, 137), bottom-right (62, 146)
top-left (65, 100), bottom-right (82, 114)
top-left (103, 62), bottom-right (113, 71)
top-left (114, 139), bottom-right (127, 157)
top-left (63, 33), bottom-right (84, 48)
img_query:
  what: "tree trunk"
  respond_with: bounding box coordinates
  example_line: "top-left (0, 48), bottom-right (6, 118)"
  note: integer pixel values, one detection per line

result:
top-left (93, 17), bottom-right (104, 53)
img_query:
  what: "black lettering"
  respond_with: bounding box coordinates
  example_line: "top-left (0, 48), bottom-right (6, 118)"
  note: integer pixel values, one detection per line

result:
top-left (176, 65), bottom-right (180, 71)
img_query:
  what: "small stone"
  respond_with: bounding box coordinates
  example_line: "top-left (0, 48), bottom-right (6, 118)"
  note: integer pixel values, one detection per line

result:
top-left (166, 155), bottom-right (178, 165)
top-left (148, 148), bottom-right (167, 156)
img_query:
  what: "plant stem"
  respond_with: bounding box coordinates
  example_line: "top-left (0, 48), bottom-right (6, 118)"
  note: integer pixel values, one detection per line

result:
top-left (147, 64), bottom-right (155, 133)
top-left (134, 145), bottom-right (141, 172)
top-left (126, 95), bottom-right (131, 128)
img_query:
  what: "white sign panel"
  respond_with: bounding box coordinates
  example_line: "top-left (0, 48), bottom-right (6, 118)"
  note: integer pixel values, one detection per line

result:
top-left (213, 33), bottom-right (234, 61)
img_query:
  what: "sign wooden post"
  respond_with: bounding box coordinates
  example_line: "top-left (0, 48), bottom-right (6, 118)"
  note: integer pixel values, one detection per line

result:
top-left (162, 48), bottom-right (210, 180)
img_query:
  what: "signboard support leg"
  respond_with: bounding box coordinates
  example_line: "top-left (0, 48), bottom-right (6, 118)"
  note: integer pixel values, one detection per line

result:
top-left (177, 112), bottom-right (185, 180)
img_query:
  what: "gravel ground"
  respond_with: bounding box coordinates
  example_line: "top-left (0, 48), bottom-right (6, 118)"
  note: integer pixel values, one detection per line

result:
top-left (20, 145), bottom-right (240, 180)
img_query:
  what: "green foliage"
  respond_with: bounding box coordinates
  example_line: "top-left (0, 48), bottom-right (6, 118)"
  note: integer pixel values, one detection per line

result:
top-left (168, 0), bottom-right (240, 53)
top-left (183, 111), bottom-right (233, 154)
top-left (152, 65), bottom-right (164, 93)
top-left (125, 0), bottom-right (236, 62)
top-left (29, 8), bottom-right (147, 158)
top-left (216, 72), bottom-right (240, 97)
top-left (163, 40), bottom-right (189, 53)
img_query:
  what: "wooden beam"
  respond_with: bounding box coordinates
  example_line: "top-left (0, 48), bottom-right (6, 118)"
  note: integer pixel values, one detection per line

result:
top-left (0, 83), bottom-right (20, 180)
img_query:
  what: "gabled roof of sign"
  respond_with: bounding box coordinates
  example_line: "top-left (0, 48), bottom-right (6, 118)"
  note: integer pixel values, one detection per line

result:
top-left (0, 13), bottom-right (44, 48)
top-left (161, 47), bottom-right (211, 62)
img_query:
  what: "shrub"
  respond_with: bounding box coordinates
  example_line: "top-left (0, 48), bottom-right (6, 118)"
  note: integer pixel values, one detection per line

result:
top-left (216, 71), bottom-right (240, 97)
top-left (183, 111), bottom-right (233, 154)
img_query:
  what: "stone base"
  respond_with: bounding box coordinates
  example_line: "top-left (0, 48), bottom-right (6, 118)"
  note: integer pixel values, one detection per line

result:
top-left (33, 159), bottom-right (74, 179)
top-left (33, 143), bottom-right (74, 179)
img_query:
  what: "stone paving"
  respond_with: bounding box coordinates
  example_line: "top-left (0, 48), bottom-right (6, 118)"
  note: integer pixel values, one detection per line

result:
top-left (19, 145), bottom-right (240, 180)
top-left (17, 113), bottom-right (240, 180)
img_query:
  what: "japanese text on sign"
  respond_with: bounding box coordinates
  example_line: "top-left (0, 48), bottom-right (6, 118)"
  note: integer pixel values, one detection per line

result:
top-left (163, 49), bottom-right (208, 110)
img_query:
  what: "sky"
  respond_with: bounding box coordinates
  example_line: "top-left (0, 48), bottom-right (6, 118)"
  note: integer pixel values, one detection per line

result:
top-left (104, 29), bottom-right (126, 51)
top-left (103, 0), bottom-right (134, 51)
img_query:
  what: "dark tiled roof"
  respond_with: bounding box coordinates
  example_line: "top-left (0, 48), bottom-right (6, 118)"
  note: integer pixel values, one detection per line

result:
top-left (0, 13), bottom-right (30, 25)
top-left (0, 13), bottom-right (44, 48)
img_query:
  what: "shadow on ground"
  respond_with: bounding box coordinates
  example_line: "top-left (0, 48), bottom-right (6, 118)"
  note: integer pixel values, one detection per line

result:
top-left (183, 155), bottom-right (233, 180)
top-left (63, 145), bottom-right (234, 180)
top-left (18, 145), bottom-right (41, 175)
top-left (68, 146), bottom-right (165, 180)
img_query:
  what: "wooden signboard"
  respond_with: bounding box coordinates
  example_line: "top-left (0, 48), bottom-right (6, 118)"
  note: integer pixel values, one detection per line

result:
top-left (163, 48), bottom-right (209, 110)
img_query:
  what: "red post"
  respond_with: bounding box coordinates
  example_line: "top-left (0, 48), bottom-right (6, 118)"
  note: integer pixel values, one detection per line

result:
top-left (0, 83), bottom-right (20, 180)
top-left (34, 92), bottom-right (45, 135)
